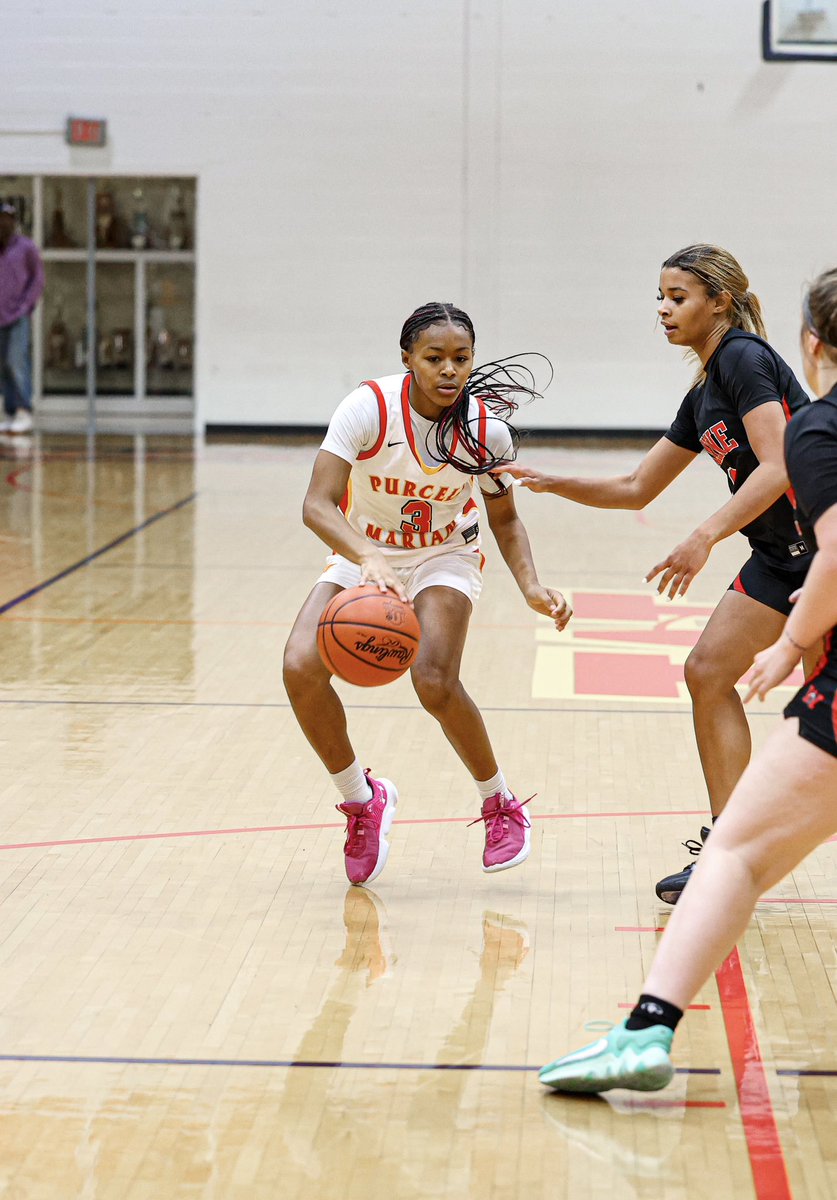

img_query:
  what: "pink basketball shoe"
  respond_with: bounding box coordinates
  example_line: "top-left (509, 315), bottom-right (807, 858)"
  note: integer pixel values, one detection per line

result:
top-left (472, 792), bottom-right (533, 873)
top-left (336, 770), bottom-right (398, 886)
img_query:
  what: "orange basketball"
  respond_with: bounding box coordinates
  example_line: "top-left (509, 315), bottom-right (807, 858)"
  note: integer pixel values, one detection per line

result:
top-left (317, 585), bottom-right (421, 687)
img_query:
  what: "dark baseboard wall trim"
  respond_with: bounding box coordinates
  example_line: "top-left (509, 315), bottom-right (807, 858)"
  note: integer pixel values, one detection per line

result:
top-left (204, 423), bottom-right (665, 441)
top-left (521, 427), bottom-right (664, 441)
top-left (205, 423), bottom-right (327, 437)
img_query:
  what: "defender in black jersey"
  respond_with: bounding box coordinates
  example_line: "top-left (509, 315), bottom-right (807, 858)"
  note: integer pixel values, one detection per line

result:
top-left (538, 268), bottom-right (837, 1093)
top-left (781, 380), bottom-right (837, 757)
top-left (501, 244), bottom-right (819, 904)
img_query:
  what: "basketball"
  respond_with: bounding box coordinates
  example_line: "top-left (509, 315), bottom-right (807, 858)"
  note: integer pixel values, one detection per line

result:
top-left (317, 585), bottom-right (421, 687)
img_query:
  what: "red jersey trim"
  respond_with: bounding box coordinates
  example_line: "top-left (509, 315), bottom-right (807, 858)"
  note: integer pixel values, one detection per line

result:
top-left (401, 374), bottom-right (460, 475)
top-left (356, 380), bottom-right (388, 460)
top-left (780, 394), bottom-right (801, 512)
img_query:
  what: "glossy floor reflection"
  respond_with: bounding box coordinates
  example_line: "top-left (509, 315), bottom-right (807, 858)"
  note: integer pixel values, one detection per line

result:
top-left (0, 434), bottom-right (834, 1198)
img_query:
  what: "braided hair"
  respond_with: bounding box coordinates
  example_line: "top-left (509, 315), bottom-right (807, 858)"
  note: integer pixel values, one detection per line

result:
top-left (399, 302), bottom-right (551, 476)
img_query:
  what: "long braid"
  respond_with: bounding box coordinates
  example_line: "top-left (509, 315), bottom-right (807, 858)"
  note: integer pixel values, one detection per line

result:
top-left (399, 302), bottom-right (551, 475)
top-left (432, 354), bottom-right (552, 474)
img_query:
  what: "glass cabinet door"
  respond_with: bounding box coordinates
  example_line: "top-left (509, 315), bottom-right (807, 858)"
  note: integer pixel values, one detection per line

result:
top-left (31, 174), bottom-right (197, 432)
top-left (42, 261), bottom-right (86, 395)
top-left (96, 262), bottom-right (135, 396)
top-left (146, 263), bottom-right (194, 397)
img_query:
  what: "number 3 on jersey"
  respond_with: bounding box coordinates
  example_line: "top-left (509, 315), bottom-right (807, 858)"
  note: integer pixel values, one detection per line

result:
top-left (400, 499), bottom-right (433, 535)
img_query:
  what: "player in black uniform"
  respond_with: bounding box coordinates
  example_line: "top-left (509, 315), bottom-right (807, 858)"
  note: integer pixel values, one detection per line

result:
top-left (500, 244), bottom-right (818, 903)
top-left (538, 267), bottom-right (837, 1093)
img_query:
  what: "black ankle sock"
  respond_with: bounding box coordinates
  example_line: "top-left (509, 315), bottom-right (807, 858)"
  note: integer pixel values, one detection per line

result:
top-left (625, 993), bottom-right (684, 1032)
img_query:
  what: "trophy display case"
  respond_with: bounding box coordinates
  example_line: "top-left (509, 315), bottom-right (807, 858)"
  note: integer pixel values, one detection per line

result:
top-left (0, 173), bottom-right (197, 432)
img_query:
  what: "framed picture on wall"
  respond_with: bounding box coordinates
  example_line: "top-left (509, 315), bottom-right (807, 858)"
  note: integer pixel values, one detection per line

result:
top-left (762, 0), bottom-right (837, 61)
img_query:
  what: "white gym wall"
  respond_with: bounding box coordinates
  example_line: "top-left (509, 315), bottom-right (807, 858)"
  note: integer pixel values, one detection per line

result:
top-left (3, 1), bottom-right (834, 430)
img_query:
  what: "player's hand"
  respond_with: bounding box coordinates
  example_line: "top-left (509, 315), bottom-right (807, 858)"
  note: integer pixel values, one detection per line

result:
top-left (358, 550), bottom-right (409, 603)
top-left (491, 463), bottom-right (556, 493)
top-left (526, 585), bottom-right (573, 631)
top-left (742, 636), bottom-right (800, 703)
top-left (645, 529), bottom-right (713, 599)
top-left (789, 587), bottom-right (803, 605)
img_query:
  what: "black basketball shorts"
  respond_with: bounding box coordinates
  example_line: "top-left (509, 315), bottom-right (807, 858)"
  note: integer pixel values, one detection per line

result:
top-left (784, 632), bottom-right (837, 760)
top-left (728, 553), bottom-right (810, 617)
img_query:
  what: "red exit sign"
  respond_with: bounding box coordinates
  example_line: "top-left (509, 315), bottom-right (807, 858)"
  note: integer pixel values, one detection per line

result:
top-left (65, 117), bottom-right (107, 147)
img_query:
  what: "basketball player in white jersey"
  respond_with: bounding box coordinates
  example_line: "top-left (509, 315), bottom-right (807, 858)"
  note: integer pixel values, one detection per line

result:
top-left (283, 302), bottom-right (571, 887)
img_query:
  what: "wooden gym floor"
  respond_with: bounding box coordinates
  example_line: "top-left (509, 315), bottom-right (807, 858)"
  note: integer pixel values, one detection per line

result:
top-left (0, 431), bottom-right (834, 1199)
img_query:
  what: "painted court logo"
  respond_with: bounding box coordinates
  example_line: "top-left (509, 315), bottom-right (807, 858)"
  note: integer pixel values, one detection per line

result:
top-left (533, 589), bottom-right (805, 703)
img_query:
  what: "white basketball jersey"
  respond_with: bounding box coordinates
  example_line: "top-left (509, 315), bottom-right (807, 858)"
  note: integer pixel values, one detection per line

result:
top-left (340, 374), bottom-right (488, 563)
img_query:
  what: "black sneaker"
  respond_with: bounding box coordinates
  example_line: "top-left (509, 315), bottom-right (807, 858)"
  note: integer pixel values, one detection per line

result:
top-left (654, 826), bottom-right (711, 904)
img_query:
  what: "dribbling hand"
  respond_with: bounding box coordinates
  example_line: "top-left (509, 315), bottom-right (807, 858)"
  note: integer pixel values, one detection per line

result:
top-left (359, 550), bottom-right (409, 604)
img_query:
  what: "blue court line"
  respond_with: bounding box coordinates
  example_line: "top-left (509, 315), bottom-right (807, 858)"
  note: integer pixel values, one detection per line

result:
top-left (0, 492), bottom-right (198, 616)
top-left (776, 1069), bottom-right (837, 1077)
top-left (0, 1053), bottom-right (720, 1073)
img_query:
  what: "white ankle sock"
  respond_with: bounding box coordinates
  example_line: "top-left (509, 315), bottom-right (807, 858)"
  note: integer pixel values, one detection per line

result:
top-left (476, 769), bottom-right (513, 802)
top-left (331, 759), bottom-right (374, 804)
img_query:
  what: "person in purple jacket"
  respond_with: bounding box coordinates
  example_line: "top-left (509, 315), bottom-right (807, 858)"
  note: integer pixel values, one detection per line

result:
top-left (0, 200), bottom-right (45, 435)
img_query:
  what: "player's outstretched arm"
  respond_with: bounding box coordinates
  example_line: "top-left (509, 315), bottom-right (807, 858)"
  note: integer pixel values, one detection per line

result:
top-left (301, 450), bottom-right (409, 601)
top-left (646, 404), bottom-right (790, 600)
top-left (495, 436), bottom-right (695, 511)
top-left (484, 487), bottom-right (572, 631)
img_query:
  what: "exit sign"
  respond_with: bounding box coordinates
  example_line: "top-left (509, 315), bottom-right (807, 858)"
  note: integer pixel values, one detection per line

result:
top-left (65, 117), bottom-right (107, 147)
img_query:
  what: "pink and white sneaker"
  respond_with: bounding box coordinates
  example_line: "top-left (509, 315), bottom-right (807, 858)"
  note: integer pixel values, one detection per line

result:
top-left (336, 770), bottom-right (398, 886)
top-left (472, 792), bottom-right (533, 873)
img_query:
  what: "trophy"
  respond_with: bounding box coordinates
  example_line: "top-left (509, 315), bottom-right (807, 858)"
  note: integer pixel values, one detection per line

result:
top-left (166, 186), bottom-right (189, 251)
top-left (47, 187), bottom-right (76, 249)
top-left (96, 187), bottom-right (127, 248)
top-left (46, 296), bottom-right (72, 370)
top-left (130, 187), bottom-right (150, 250)
top-left (112, 329), bottom-right (133, 369)
top-left (176, 335), bottom-right (194, 370)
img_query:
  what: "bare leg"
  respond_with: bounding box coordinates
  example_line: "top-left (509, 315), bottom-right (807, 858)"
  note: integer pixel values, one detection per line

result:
top-left (410, 586), bottom-right (498, 780)
top-left (282, 582), bottom-right (357, 773)
top-left (644, 719), bottom-right (837, 1009)
top-left (684, 590), bottom-right (787, 818)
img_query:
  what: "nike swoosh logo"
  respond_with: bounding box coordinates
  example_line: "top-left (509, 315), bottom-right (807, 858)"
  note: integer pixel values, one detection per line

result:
top-left (387, 440), bottom-right (404, 447)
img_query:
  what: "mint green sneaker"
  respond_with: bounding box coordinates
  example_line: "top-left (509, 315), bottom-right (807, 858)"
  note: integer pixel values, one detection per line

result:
top-left (539, 1020), bottom-right (674, 1093)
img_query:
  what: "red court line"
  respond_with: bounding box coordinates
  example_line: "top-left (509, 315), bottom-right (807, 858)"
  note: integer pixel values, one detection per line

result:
top-left (615, 925), bottom-right (666, 933)
top-left (716, 948), bottom-right (792, 1200)
top-left (0, 809), bottom-right (709, 853)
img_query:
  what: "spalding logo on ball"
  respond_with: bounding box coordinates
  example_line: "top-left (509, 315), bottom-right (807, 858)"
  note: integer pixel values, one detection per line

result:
top-left (317, 585), bottom-right (422, 687)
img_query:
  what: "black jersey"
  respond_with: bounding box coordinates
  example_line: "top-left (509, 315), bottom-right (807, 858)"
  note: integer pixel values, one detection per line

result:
top-left (784, 383), bottom-right (837, 555)
top-left (665, 329), bottom-right (811, 568)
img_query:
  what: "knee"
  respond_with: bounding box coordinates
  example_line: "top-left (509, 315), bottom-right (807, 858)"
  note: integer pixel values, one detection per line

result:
top-left (282, 636), bottom-right (322, 698)
top-left (684, 645), bottom-right (724, 699)
top-left (412, 663), bottom-right (457, 715)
